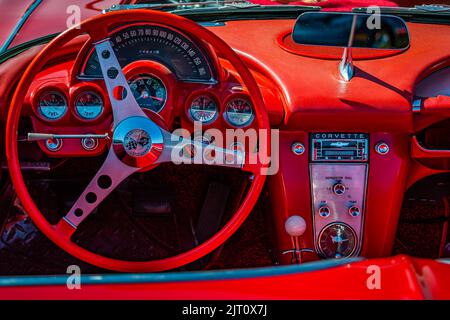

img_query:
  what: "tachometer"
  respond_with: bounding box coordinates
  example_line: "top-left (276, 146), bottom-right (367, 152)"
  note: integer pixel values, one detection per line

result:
top-left (38, 91), bottom-right (68, 120)
top-left (75, 91), bottom-right (103, 120)
top-left (224, 98), bottom-right (254, 127)
top-left (189, 95), bottom-right (218, 124)
top-left (128, 74), bottom-right (167, 112)
top-left (81, 24), bottom-right (214, 82)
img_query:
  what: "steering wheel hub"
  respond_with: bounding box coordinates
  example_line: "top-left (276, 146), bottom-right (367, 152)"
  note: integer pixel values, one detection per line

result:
top-left (112, 116), bottom-right (164, 168)
top-left (123, 129), bottom-right (151, 157)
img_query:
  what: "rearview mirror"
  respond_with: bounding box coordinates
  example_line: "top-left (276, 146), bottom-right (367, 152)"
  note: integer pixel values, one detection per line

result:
top-left (292, 12), bottom-right (409, 50)
top-left (292, 12), bottom-right (409, 81)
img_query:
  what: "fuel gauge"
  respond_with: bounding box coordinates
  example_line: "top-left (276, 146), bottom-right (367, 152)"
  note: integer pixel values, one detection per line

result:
top-left (38, 91), bottom-right (68, 120)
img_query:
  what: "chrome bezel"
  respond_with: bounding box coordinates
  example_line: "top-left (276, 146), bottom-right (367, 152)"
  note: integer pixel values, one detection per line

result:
top-left (318, 222), bottom-right (358, 259)
top-left (74, 90), bottom-right (104, 121)
top-left (223, 97), bottom-right (254, 128)
top-left (37, 90), bottom-right (68, 121)
top-left (188, 95), bottom-right (219, 124)
top-left (45, 138), bottom-right (63, 152)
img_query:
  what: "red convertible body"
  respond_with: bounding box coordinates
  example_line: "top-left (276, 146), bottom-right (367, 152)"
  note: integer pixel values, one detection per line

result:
top-left (0, 0), bottom-right (449, 301)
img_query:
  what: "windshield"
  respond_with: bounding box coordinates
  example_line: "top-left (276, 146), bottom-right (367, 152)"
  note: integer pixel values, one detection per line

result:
top-left (0, 0), bottom-right (446, 53)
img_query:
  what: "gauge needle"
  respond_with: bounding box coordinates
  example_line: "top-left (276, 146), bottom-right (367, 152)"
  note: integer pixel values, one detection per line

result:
top-left (331, 236), bottom-right (349, 244)
top-left (138, 91), bottom-right (163, 102)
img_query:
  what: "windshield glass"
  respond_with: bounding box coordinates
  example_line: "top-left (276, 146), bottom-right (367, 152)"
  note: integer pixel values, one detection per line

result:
top-left (0, 0), bottom-right (446, 53)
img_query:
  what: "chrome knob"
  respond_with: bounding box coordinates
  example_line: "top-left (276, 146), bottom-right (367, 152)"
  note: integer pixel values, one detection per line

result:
top-left (45, 138), bottom-right (62, 152)
top-left (375, 142), bottom-right (389, 155)
top-left (333, 183), bottom-right (346, 195)
top-left (319, 206), bottom-right (331, 218)
top-left (81, 137), bottom-right (99, 151)
top-left (348, 206), bottom-right (361, 217)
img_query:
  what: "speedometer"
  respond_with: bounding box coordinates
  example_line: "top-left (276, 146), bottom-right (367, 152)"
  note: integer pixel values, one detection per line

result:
top-left (38, 91), bottom-right (68, 120)
top-left (81, 24), bottom-right (214, 82)
top-left (224, 98), bottom-right (254, 127)
top-left (75, 91), bottom-right (103, 120)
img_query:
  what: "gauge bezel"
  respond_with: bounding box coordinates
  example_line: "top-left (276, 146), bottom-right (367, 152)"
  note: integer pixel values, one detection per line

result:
top-left (127, 73), bottom-right (168, 113)
top-left (73, 89), bottom-right (104, 121)
top-left (223, 95), bottom-right (255, 128)
top-left (33, 87), bottom-right (69, 122)
top-left (318, 222), bottom-right (358, 258)
top-left (187, 94), bottom-right (219, 125)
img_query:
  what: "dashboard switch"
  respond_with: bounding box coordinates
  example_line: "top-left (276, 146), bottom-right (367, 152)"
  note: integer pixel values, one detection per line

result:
top-left (348, 206), bottom-right (361, 217)
top-left (333, 183), bottom-right (346, 195)
top-left (45, 138), bottom-right (62, 152)
top-left (81, 137), bottom-right (99, 151)
top-left (375, 142), bottom-right (390, 155)
top-left (319, 206), bottom-right (331, 218)
top-left (291, 142), bottom-right (305, 155)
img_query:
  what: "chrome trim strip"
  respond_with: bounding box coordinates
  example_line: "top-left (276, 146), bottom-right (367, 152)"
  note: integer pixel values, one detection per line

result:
top-left (0, 0), bottom-right (43, 54)
top-left (0, 258), bottom-right (364, 287)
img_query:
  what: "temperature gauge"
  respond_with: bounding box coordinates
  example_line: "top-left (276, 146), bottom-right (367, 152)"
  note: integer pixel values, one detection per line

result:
top-left (38, 91), bottom-right (68, 120)
top-left (75, 91), bottom-right (103, 120)
top-left (189, 95), bottom-right (218, 124)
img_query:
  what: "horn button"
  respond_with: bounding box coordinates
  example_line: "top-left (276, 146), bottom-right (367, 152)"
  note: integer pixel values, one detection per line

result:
top-left (112, 116), bottom-right (164, 168)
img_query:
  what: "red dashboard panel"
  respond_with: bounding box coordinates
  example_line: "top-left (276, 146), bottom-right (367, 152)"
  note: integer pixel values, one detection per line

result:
top-left (1, 256), bottom-right (450, 300)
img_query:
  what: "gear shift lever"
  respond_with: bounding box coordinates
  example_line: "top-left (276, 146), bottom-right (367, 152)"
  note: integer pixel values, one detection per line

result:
top-left (283, 215), bottom-right (313, 264)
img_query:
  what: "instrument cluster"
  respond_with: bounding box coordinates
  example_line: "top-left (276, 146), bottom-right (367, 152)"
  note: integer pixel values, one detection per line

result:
top-left (27, 23), bottom-right (257, 158)
top-left (31, 81), bottom-right (255, 128)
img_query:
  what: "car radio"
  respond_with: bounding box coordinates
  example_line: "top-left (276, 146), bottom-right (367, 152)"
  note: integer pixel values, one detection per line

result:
top-left (309, 133), bottom-right (369, 259)
top-left (310, 132), bottom-right (369, 162)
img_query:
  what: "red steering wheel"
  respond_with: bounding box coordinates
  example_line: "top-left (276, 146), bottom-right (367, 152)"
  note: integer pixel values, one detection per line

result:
top-left (5, 10), bottom-right (270, 272)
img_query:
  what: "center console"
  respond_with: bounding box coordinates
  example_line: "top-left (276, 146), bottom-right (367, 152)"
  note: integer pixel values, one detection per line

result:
top-left (309, 133), bottom-right (369, 258)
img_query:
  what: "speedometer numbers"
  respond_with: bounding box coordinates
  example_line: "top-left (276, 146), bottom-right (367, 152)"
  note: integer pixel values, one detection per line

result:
top-left (189, 95), bottom-right (218, 124)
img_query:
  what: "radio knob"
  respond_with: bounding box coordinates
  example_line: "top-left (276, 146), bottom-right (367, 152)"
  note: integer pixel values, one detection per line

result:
top-left (348, 206), bottom-right (361, 217)
top-left (333, 183), bottom-right (346, 195)
top-left (319, 206), bottom-right (331, 218)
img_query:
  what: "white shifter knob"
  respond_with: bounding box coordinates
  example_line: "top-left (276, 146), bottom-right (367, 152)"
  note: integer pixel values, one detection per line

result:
top-left (285, 215), bottom-right (307, 237)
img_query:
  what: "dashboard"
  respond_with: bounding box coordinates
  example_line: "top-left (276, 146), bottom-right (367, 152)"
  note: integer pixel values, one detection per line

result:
top-left (2, 16), bottom-right (450, 267)
top-left (24, 23), bottom-right (263, 157)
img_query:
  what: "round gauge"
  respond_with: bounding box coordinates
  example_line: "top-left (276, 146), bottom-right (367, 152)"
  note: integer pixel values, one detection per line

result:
top-left (75, 91), bottom-right (103, 120)
top-left (224, 98), bottom-right (254, 127)
top-left (127, 74), bottom-right (167, 113)
top-left (37, 91), bottom-right (68, 120)
top-left (189, 95), bottom-right (218, 123)
top-left (318, 223), bottom-right (357, 259)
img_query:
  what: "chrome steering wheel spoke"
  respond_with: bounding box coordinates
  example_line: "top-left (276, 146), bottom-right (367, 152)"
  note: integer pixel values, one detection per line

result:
top-left (94, 40), bottom-right (147, 125)
top-left (62, 148), bottom-right (139, 229)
